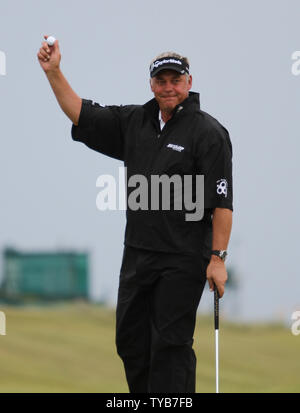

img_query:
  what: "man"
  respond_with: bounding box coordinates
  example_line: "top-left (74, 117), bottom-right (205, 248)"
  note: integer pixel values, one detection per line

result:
top-left (37, 37), bottom-right (233, 393)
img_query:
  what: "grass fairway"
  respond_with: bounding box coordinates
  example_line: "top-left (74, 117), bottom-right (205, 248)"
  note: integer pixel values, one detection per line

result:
top-left (0, 302), bottom-right (298, 393)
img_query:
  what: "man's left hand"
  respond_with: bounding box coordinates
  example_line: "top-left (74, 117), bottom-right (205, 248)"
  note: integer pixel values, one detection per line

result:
top-left (206, 256), bottom-right (228, 298)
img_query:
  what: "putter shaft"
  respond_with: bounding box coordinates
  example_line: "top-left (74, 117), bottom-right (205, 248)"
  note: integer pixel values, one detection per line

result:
top-left (214, 285), bottom-right (219, 393)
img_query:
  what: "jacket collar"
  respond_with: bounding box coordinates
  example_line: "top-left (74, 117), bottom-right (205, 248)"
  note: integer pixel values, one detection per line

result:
top-left (143, 91), bottom-right (200, 119)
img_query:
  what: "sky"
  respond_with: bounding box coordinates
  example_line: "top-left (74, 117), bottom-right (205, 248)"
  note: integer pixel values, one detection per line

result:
top-left (0, 0), bottom-right (299, 323)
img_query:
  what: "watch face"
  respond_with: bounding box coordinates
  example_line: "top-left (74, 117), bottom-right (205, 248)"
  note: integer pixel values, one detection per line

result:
top-left (220, 250), bottom-right (227, 260)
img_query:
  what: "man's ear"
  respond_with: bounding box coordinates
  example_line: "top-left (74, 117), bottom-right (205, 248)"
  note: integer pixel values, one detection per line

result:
top-left (150, 78), bottom-right (154, 92)
top-left (188, 75), bottom-right (193, 90)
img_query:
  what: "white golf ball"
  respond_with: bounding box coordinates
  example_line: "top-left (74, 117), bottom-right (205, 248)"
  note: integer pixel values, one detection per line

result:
top-left (46, 36), bottom-right (56, 46)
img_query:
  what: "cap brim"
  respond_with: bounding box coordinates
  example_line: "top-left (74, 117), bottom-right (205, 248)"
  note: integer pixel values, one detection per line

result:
top-left (150, 64), bottom-right (186, 78)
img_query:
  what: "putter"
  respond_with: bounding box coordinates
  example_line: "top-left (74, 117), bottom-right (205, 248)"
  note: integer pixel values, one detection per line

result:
top-left (214, 283), bottom-right (219, 393)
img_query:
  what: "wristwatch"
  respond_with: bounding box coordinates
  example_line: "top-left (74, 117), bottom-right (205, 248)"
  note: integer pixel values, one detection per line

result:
top-left (211, 250), bottom-right (227, 262)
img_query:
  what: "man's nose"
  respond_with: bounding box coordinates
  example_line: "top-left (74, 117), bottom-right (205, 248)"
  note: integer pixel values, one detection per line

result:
top-left (163, 81), bottom-right (173, 92)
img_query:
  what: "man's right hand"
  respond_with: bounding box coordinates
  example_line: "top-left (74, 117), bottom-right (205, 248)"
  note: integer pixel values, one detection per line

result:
top-left (37, 35), bottom-right (61, 74)
top-left (37, 35), bottom-right (81, 125)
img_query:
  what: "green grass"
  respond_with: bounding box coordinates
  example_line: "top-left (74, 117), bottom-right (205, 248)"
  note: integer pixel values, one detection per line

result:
top-left (0, 302), bottom-right (298, 393)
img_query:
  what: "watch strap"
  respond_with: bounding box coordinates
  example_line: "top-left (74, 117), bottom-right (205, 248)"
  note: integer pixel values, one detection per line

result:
top-left (211, 250), bottom-right (227, 261)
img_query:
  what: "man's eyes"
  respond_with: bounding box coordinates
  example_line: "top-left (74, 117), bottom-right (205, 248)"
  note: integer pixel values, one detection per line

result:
top-left (157, 79), bottom-right (181, 85)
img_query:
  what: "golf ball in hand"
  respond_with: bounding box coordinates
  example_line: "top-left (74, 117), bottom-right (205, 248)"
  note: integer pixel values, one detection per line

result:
top-left (46, 36), bottom-right (56, 46)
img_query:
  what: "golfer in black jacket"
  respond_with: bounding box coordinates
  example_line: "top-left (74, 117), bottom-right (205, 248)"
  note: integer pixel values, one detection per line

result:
top-left (38, 38), bottom-right (233, 393)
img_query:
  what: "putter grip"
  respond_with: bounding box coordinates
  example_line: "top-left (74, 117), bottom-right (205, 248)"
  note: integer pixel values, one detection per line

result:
top-left (214, 286), bottom-right (219, 330)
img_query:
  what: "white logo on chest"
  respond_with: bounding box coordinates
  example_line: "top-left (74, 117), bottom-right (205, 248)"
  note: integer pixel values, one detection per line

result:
top-left (167, 143), bottom-right (185, 152)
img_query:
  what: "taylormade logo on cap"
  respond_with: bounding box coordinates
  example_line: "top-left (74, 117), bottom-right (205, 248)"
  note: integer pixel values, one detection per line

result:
top-left (150, 56), bottom-right (189, 77)
top-left (151, 58), bottom-right (183, 71)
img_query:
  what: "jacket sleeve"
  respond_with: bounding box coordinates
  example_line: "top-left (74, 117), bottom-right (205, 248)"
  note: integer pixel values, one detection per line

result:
top-left (71, 99), bottom-right (125, 161)
top-left (195, 125), bottom-right (233, 211)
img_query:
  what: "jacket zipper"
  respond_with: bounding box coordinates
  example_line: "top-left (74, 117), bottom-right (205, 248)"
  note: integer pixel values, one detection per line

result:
top-left (148, 106), bottom-right (184, 173)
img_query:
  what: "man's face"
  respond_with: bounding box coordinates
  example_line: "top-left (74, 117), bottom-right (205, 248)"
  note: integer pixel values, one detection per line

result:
top-left (150, 69), bottom-right (192, 113)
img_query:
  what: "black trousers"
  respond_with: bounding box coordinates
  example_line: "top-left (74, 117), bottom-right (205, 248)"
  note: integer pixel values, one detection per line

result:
top-left (115, 245), bottom-right (208, 393)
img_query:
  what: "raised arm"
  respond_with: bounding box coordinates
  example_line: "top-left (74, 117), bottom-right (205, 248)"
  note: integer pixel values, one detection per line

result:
top-left (37, 35), bottom-right (82, 125)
